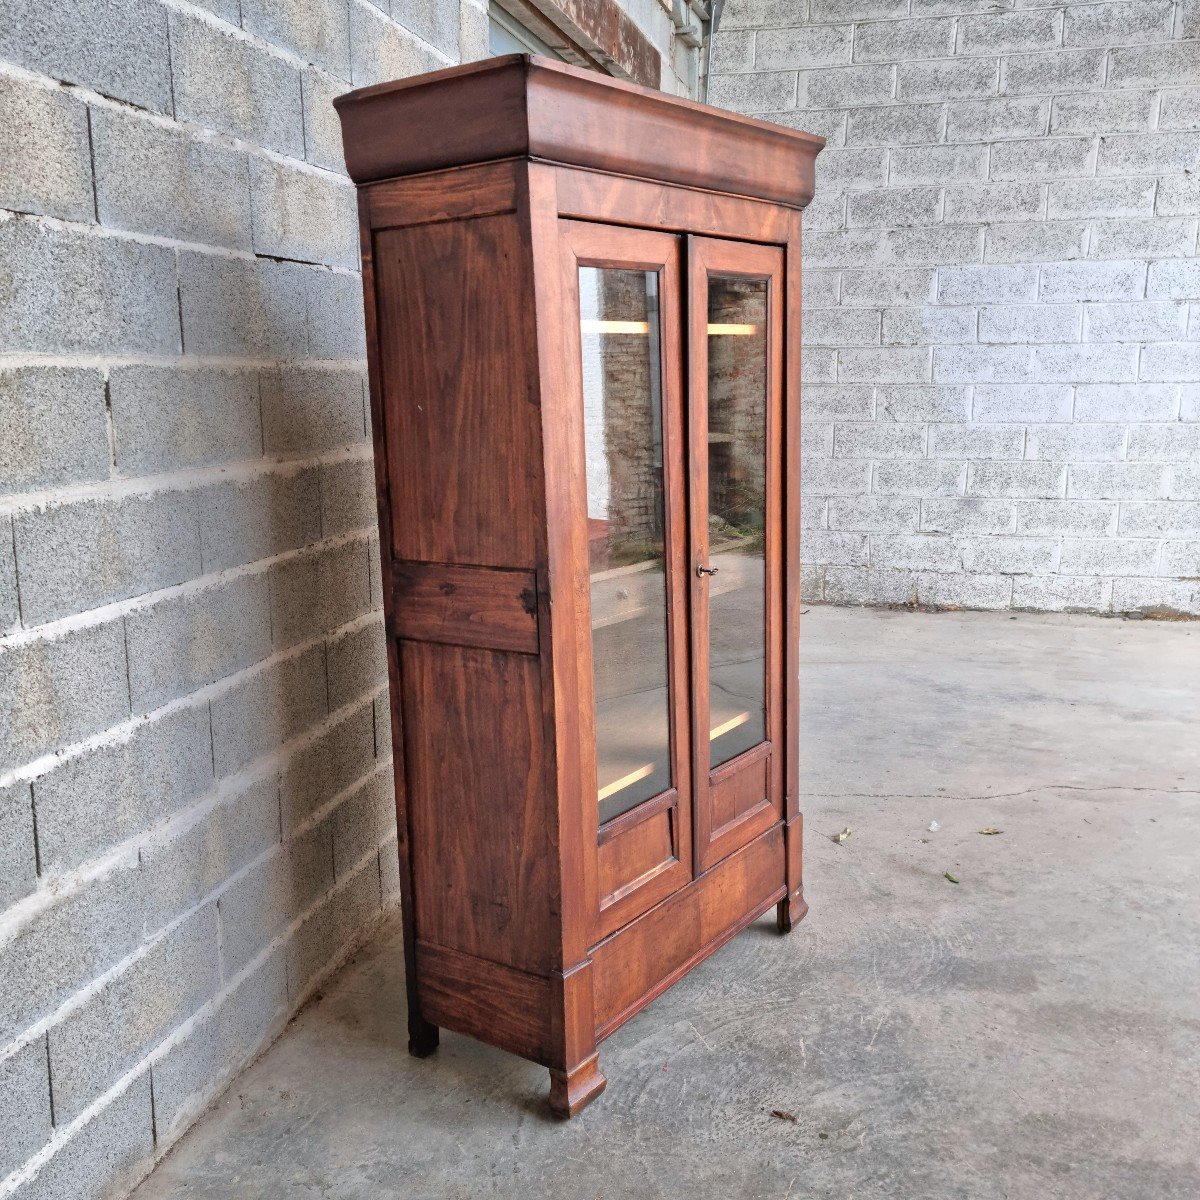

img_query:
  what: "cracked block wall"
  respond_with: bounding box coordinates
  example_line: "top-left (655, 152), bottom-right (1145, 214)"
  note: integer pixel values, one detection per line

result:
top-left (711, 0), bottom-right (1200, 616)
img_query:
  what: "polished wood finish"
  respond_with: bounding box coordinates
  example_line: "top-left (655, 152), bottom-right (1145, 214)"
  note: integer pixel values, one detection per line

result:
top-left (337, 55), bottom-right (821, 1118)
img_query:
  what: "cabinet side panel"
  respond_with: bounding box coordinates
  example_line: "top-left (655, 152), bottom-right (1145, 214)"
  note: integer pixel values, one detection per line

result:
top-left (400, 640), bottom-right (553, 974)
top-left (374, 214), bottom-right (545, 568)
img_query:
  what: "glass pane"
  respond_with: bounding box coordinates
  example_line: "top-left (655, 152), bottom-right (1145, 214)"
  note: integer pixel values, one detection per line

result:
top-left (579, 267), bottom-right (673, 824)
top-left (706, 276), bottom-right (768, 769)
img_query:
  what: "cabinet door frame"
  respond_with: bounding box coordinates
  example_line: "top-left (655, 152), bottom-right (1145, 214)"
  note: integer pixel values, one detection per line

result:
top-left (687, 236), bottom-right (787, 873)
top-left (557, 219), bottom-right (695, 941)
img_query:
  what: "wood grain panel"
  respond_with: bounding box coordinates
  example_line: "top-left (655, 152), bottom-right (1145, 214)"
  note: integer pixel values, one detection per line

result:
top-left (417, 940), bottom-right (553, 1064)
top-left (591, 824), bottom-right (786, 1038)
top-left (368, 160), bottom-right (519, 231)
top-left (391, 561), bottom-right (538, 654)
top-left (401, 642), bottom-right (552, 974)
top-left (374, 212), bottom-right (544, 568)
top-left (710, 749), bottom-right (770, 833)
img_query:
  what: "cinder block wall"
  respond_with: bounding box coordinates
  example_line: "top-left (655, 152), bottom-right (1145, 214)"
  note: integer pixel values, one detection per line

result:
top-left (0, 4), bottom-right (680, 1199)
top-left (712, 0), bottom-right (1200, 616)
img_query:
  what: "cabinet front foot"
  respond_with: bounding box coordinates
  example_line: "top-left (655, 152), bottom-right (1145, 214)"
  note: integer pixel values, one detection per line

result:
top-left (548, 1055), bottom-right (607, 1118)
top-left (777, 892), bottom-right (808, 934)
top-left (408, 1017), bottom-right (440, 1058)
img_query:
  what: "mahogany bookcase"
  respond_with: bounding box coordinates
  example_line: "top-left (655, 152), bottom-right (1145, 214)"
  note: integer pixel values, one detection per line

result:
top-left (336, 54), bottom-right (822, 1117)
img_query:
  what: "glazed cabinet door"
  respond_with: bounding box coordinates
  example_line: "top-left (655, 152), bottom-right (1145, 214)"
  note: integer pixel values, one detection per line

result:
top-left (688, 237), bottom-right (786, 872)
top-left (559, 221), bottom-right (694, 940)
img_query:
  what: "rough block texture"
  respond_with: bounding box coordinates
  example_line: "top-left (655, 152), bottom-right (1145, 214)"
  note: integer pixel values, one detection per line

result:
top-left (0, 5), bottom-right (692, 1200)
top-left (715, 0), bottom-right (1200, 615)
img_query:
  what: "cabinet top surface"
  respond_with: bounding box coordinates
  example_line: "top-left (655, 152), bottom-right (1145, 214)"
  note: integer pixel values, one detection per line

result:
top-left (334, 54), bottom-right (824, 209)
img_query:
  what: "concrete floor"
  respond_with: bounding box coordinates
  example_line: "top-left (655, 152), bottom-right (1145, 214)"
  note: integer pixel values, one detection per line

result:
top-left (134, 607), bottom-right (1200, 1200)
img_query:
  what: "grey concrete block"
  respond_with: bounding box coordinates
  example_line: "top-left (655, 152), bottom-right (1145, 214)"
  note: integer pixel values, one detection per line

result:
top-left (261, 366), bottom-right (365, 454)
top-left (141, 776), bottom-right (279, 934)
top-left (842, 268), bottom-right (936, 306)
top-left (14, 489), bottom-right (202, 625)
top-left (1084, 304), bottom-right (1187, 345)
top-left (125, 573), bottom-right (272, 714)
top-left (755, 25), bottom-right (852, 69)
top-left (824, 566), bottom-right (917, 606)
top-left (1029, 344), bottom-right (1137, 384)
top-left (1013, 574), bottom-right (1106, 612)
top-left (1160, 88), bottom-right (1200, 133)
top-left (0, 77), bottom-right (93, 222)
top-left (1156, 176), bottom-right (1200, 216)
top-left (882, 307), bottom-right (975, 346)
top-left (374, 690), bottom-right (392, 760)
top-left (1096, 132), bottom-right (1200, 176)
top-left (828, 497), bottom-right (920, 533)
top-left (922, 498), bottom-right (1016, 535)
top-left (707, 70), bottom-right (798, 112)
top-left (349, 3), bottom-right (449, 88)
top-left (326, 617), bottom-right (386, 711)
top-left (930, 425), bottom-right (1024, 461)
top-left (179, 252), bottom-right (308, 359)
top-left (368, 533), bottom-right (383, 610)
top-left (0, 782), bottom-right (36, 908)
top-left (49, 904), bottom-right (219, 1122)
top-left (332, 768), bottom-right (393, 877)
top-left (249, 157), bottom-right (358, 269)
top-left (803, 64), bottom-right (896, 108)
top-left (934, 345), bottom-right (1031, 384)
top-left (939, 264), bottom-right (1038, 305)
top-left (985, 222), bottom-right (1088, 264)
top-left (220, 822), bottom-right (333, 976)
top-left (1046, 178), bottom-right (1155, 220)
top-left (1112, 576), bottom-right (1200, 615)
top-left (968, 462), bottom-right (1067, 499)
top-left (19, 1075), bottom-right (153, 1200)
top-left (846, 186), bottom-right (941, 229)
top-left (897, 56), bottom-right (998, 102)
top-left (210, 644), bottom-right (327, 777)
top-left (1090, 219), bottom-right (1197, 261)
top-left (800, 530), bottom-right (870, 566)
top-left (150, 949), bottom-right (287, 1145)
top-left (1059, 538), bottom-right (1160, 577)
top-left (943, 182), bottom-right (1044, 225)
top-left (973, 385), bottom-right (1073, 422)
top-left (878, 386), bottom-right (970, 421)
top-left (270, 538), bottom-right (371, 652)
top-left (958, 9), bottom-right (1060, 54)
top-left (0, 220), bottom-right (179, 355)
top-left (809, 146), bottom-right (888, 190)
top-left (805, 386), bottom-right (875, 421)
top-left (1127, 422), bottom-right (1200, 459)
top-left (1119, 501), bottom-right (1200, 537)
top-left (0, 0), bottom-right (171, 113)
top-left (92, 106), bottom-right (252, 251)
top-left (871, 534), bottom-right (960, 572)
top-left (801, 458), bottom-right (873, 496)
top-left (242, 0), bottom-right (352, 79)
top-left (304, 266), bottom-right (368, 361)
top-left (1108, 42), bottom-right (1200, 89)
top-left (170, 13), bottom-right (304, 157)
top-left (946, 96), bottom-right (1048, 142)
top-left (1169, 466), bottom-right (1200, 500)
top-left (392, 0), bottom-right (462, 59)
top-left (847, 103), bottom-right (943, 147)
top-left (279, 700), bottom-right (376, 834)
top-left (958, 535), bottom-right (1058, 575)
top-left (0, 516), bottom-right (16, 635)
top-left (379, 835), bottom-right (401, 903)
top-left (1064, 0), bottom-right (1173, 48)
top-left (197, 467), bottom-right (322, 574)
top-left (1040, 260), bottom-right (1146, 303)
top-left (109, 366), bottom-right (263, 476)
top-left (710, 27), bottom-right (754, 71)
top-left (1002, 50), bottom-right (1106, 96)
top-left (979, 304), bottom-right (1081, 344)
top-left (854, 17), bottom-right (955, 63)
top-left (0, 620), bottom-right (129, 774)
top-left (33, 703), bottom-right (213, 876)
top-left (720, 0), bottom-right (813, 27)
top-left (302, 69), bottom-right (349, 174)
top-left (1068, 463), bottom-right (1169, 500)
top-left (285, 853), bottom-right (380, 1002)
top-left (321, 456), bottom-right (377, 538)
top-left (0, 1035), bottom-right (52, 1179)
top-left (0, 368), bottom-right (109, 494)
top-left (1147, 260), bottom-right (1200, 300)
top-left (874, 460), bottom-right (967, 497)
top-left (917, 572), bottom-right (1012, 610)
top-left (833, 422), bottom-right (925, 459)
top-left (1025, 424), bottom-right (1127, 462)
top-left (838, 346), bottom-right (932, 383)
top-left (991, 137), bottom-right (1094, 182)
top-left (1050, 90), bottom-right (1157, 135)
top-left (803, 307), bottom-right (880, 346)
top-left (1160, 540), bottom-right (1200, 576)
top-left (1016, 500), bottom-right (1117, 536)
top-left (0, 861), bottom-right (143, 1044)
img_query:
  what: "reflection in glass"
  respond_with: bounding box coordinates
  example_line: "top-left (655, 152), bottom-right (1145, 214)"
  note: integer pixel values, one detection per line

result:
top-left (706, 276), bottom-right (768, 769)
top-left (580, 267), bottom-right (673, 824)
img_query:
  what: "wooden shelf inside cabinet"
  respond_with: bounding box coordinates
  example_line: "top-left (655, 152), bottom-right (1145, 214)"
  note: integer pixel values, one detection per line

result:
top-left (335, 53), bottom-right (822, 1118)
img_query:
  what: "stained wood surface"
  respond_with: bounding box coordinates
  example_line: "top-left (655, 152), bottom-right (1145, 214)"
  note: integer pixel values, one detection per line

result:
top-left (391, 561), bottom-right (539, 654)
top-left (336, 55), bottom-right (823, 207)
top-left (369, 160), bottom-right (519, 231)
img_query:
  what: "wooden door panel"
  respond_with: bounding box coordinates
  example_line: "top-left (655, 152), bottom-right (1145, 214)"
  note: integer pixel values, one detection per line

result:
top-left (688, 237), bottom-right (786, 873)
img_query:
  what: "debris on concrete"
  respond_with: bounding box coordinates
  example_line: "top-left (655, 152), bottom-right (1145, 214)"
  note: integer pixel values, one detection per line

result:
top-left (928, 820), bottom-right (940, 832)
top-left (978, 827), bottom-right (1003, 835)
top-left (944, 872), bottom-right (960, 884)
top-left (831, 827), bottom-right (851, 843)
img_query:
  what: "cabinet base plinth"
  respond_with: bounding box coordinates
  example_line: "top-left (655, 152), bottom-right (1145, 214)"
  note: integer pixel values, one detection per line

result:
top-left (777, 892), bottom-right (808, 934)
top-left (408, 1018), bottom-right (440, 1058)
top-left (548, 1056), bottom-right (607, 1118)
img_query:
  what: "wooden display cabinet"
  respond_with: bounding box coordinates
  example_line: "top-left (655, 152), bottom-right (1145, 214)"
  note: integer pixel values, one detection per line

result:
top-left (335, 55), bottom-right (822, 1117)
